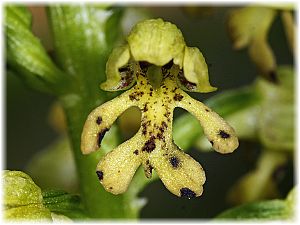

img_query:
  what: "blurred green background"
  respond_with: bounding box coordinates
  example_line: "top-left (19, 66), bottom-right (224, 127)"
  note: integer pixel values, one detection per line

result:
top-left (6, 6), bottom-right (294, 218)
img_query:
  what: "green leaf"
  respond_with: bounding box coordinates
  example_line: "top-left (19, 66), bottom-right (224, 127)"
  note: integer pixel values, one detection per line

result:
top-left (42, 190), bottom-right (88, 219)
top-left (216, 200), bottom-right (288, 220)
top-left (3, 170), bottom-right (43, 207)
top-left (5, 6), bottom-right (69, 95)
top-left (216, 187), bottom-right (295, 220)
top-left (3, 170), bottom-right (52, 221)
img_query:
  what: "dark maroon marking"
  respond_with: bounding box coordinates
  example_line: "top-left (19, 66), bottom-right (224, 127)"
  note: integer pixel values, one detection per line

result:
top-left (96, 116), bottom-right (102, 125)
top-left (129, 94), bottom-right (136, 101)
top-left (142, 129), bottom-right (147, 135)
top-left (157, 132), bottom-right (163, 140)
top-left (142, 136), bottom-right (156, 153)
top-left (164, 111), bottom-right (171, 122)
top-left (160, 121), bottom-right (167, 132)
top-left (119, 66), bottom-right (128, 73)
top-left (174, 93), bottom-right (183, 101)
top-left (129, 91), bottom-right (144, 101)
top-left (268, 71), bottom-right (279, 84)
top-left (205, 108), bottom-right (210, 112)
top-left (97, 128), bottom-right (109, 147)
top-left (109, 187), bottom-right (113, 190)
top-left (178, 69), bottom-right (197, 91)
top-left (162, 60), bottom-right (173, 70)
top-left (133, 150), bottom-right (139, 155)
top-left (219, 130), bottom-right (230, 139)
top-left (210, 140), bottom-right (214, 146)
top-left (272, 164), bottom-right (287, 182)
top-left (156, 121), bottom-right (168, 140)
top-left (180, 188), bottom-right (196, 199)
top-left (141, 120), bottom-right (150, 135)
top-left (143, 103), bottom-right (148, 112)
top-left (139, 61), bottom-right (151, 74)
top-left (170, 156), bottom-right (180, 168)
top-left (144, 164), bottom-right (153, 178)
top-left (96, 171), bottom-right (103, 181)
top-left (129, 92), bottom-right (138, 101)
top-left (172, 87), bottom-right (178, 92)
top-left (116, 64), bottom-right (135, 89)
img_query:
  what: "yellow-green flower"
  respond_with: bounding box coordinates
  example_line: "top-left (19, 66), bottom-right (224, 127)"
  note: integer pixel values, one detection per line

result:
top-left (227, 6), bottom-right (295, 80)
top-left (81, 18), bottom-right (239, 198)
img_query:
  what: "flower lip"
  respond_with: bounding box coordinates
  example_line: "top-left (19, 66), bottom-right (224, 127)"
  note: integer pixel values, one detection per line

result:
top-left (81, 18), bottom-right (239, 198)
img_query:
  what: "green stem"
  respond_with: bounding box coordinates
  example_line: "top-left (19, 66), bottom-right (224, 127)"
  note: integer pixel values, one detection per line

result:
top-left (59, 93), bottom-right (124, 218)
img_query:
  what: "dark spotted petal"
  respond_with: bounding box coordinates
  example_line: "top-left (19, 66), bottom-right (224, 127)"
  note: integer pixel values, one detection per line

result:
top-left (81, 89), bottom-right (137, 154)
top-left (96, 134), bottom-right (142, 194)
top-left (176, 89), bottom-right (239, 153)
top-left (150, 143), bottom-right (206, 197)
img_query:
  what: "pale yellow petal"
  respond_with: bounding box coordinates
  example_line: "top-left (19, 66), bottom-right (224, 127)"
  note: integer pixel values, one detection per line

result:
top-left (176, 90), bottom-right (239, 154)
top-left (81, 90), bottom-right (136, 154)
top-left (96, 134), bottom-right (142, 194)
top-left (150, 143), bottom-right (206, 198)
